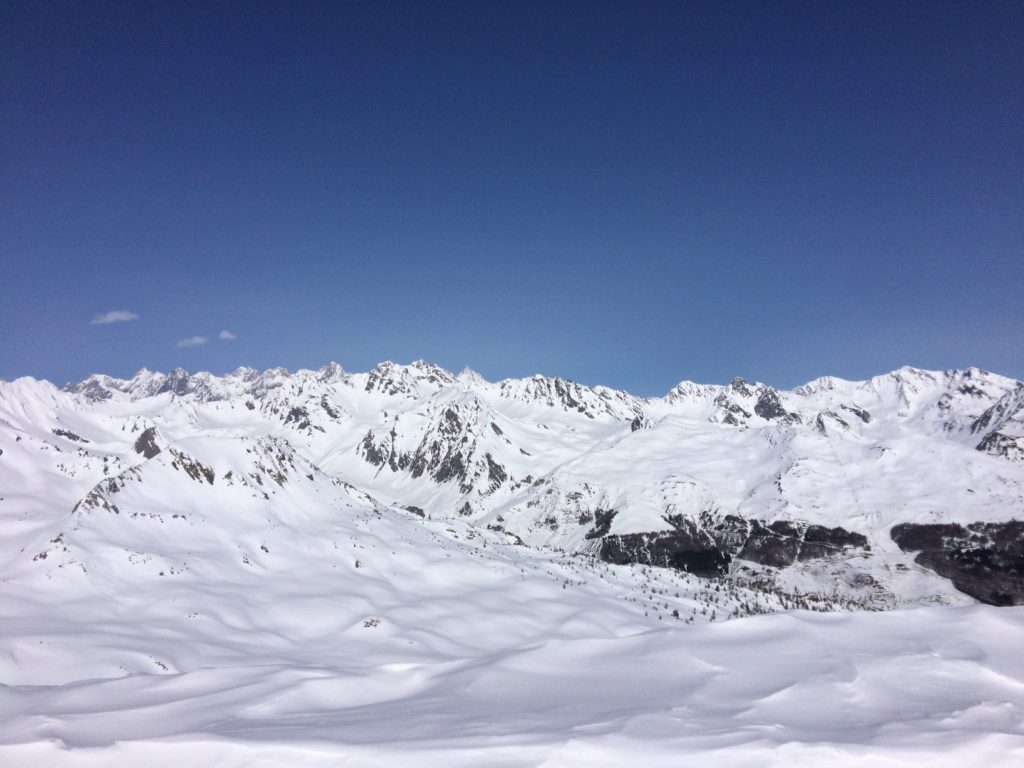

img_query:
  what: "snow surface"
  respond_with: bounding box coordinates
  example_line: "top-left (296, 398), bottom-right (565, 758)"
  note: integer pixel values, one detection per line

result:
top-left (2, 362), bottom-right (1024, 764)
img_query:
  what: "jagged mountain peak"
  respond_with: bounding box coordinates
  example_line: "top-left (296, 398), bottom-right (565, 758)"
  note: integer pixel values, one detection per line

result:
top-left (496, 373), bottom-right (640, 421)
top-left (63, 373), bottom-right (120, 401)
top-left (665, 380), bottom-right (718, 401)
top-left (456, 366), bottom-right (487, 388)
top-left (727, 376), bottom-right (756, 397)
top-left (315, 361), bottom-right (347, 383)
top-left (971, 383), bottom-right (1024, 462)
top-left (41, 362), bottom-right (1024, 464)
top-left (364, 360), bottom-right (455, 397)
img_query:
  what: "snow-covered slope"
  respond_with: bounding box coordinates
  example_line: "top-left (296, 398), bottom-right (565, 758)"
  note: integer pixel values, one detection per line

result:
top-left (2, 362), bottom-right (1023, 764)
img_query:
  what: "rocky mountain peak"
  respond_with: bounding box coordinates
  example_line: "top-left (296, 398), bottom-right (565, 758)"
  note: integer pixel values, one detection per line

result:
top-left (728, 377), bottom-right (754, 397)
top-left (316, 361), bottom-right (347, 383)
top-left (365, 360), bottom-right (455, 397)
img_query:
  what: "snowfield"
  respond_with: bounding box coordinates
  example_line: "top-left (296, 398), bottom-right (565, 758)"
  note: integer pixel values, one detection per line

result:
top-left (1, 362), bottom-right (1023, 765)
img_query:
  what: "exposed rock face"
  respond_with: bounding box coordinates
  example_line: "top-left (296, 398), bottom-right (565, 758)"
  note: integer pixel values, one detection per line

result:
top-left (976, 432), bottom-right (1024, 462)
top-left (52, 428), bottom-right (88, 443)
top-left (738, 520), bottom-right (803, 567)
top-left (714, 393), bottom-right (751, 425)
top-left (63, 377), bottom-right (113, 402)
top-left (800, 525), bottom-right (869, 561)
top-left (409, 407), bottom-right (472, 490)
top-left (891, 521), bottom-right (1024, 606)
top-left (814, 410), bottom-right (850, 434)
top-left (365, 361), bottom-right (454, 397)
top-left (359, 430), bottom-right (388, 467)
top-left (597, 515), bottom-right (868, 575)
top-left (497, 375), bottom-right (640, 420)
top-left (969, 384), bottom-right (1024, 462)
top-left (840, 404), bottom-right (872, 423)
top-left (284, 406), bottom-right (312, 431)
top-left (584, 509), bottom-right (618, 540)
top-left (169, 449), bottom-right (215, 485)
top-left (754, 390), bottom-right (800, 424)
top-left (356, 400), bottom-right (515, 495)
top-left (729, 377), bottom-right (753, 397)
top-left (133, 427), bottom-right (161, 458)
top-left (485, 453), bottom-right (507, 492)
top-left (157, 368), bottom-right (194, 397)
top-left (599, 522), bottom-right (730, 577)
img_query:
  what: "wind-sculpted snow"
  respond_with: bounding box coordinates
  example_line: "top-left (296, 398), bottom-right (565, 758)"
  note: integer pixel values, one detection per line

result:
top-left (2, 362), bottom-right (1024, 762)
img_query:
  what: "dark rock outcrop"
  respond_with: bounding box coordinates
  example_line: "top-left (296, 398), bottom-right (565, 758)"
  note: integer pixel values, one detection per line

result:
top-left (799, 525), bottom-right (869, 561)
top-left (976, 431), bottom-right (1024, 462)
top-left (284, 406), bottom-right (311, 430)
top-left (157, 368), bottom-right (193, 397)
top-left (714, 393), bottom-right (751, 424)
top-left (891, 521), bottom-right (1024, 606)
top-left (754, 390), bottom-right (800, 424)
top-left (359, 431), bottom-right (387, 467)
top-left (133, 427), bottom-right (161, 458)
top-left (840, 404), bottom-right (872, 423)
top-left (729, 377), bottom-right (753, 397)
top-left (737, 520), bottom-right (803, 567)
top-left (597, 513), bottom-right (868, 576)
top-left (584, 509), bottom-right (618, 540)
top-left (599, 522), bottom-right (730, 577)
top-left (319, 396), bottom-right (340, 420)
top-left (64, 378), bottom-right (113, 402)
top-left (52, 428), bottom-right (89, 443)
top-left (485, 453), bottom-right (507, 491)
top-left (169, 449), bottom-right (215, 485)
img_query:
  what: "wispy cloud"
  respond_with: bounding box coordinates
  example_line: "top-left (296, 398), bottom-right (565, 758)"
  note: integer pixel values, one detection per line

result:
top-left (176, 336), bottom-right (209, 348)
top-left (219, 330), bottom-right (237, 341)
top-left (91, 310), bottom-right (139, 325)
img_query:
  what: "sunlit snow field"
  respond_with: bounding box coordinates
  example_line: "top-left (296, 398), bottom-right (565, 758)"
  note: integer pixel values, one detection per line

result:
top-left (2, 507), bottom-right (1023, 767)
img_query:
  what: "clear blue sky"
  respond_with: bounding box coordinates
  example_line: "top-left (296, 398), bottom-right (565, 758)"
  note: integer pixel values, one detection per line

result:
top-left (2, 1), bottom-right (1021, 394)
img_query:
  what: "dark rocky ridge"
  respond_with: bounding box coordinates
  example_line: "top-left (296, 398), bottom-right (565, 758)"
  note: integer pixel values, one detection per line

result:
top-left (599, 520), bottom-right (729, 577)
top-left (158, 369), bottom-right (188, 395)
top-left (891, 521), bottom-right (1024, 606)
top-left (754, 389), bottom-right (801, 424)
top-left (976, 431), bottom-right (1024, 463)
top-left (63, 378), bottom-right (113, 402)
top-left (598, 514), bottom-right (868, 577)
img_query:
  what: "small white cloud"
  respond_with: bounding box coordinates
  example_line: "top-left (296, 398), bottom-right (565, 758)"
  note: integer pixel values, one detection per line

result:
top-left (176, 336), bottom-right (209, 348)
top-left (219, 330), bottom-right (237, 341)
top-left (91, 310), bottom-right (139, 325)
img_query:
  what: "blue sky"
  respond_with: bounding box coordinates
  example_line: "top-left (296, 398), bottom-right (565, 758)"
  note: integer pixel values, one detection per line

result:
top-left (2, 2), bottom-right (1021, 395)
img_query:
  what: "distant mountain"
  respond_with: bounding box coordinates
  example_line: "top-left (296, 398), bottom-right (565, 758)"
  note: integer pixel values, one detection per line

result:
top-left (1, 362), bottom-right (1022, 607)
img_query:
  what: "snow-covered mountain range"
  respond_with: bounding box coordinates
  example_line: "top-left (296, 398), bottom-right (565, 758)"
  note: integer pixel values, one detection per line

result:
top-left (3, 361), bottom-right (1022, 607)
top-left (3, 361), bottom-right (1024, 765)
